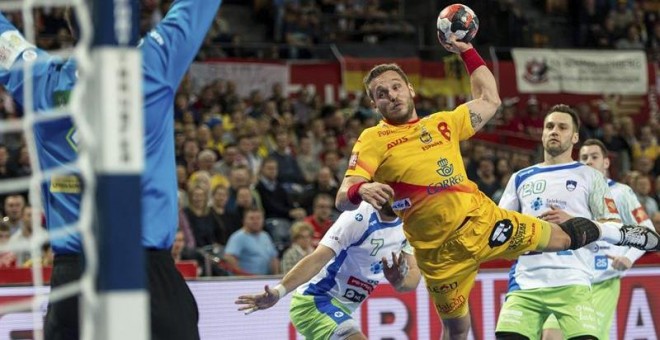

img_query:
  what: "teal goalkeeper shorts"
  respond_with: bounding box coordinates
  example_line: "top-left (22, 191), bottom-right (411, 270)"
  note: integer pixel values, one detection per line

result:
top-left (496, 285), bottom-right (599, 339)
top-left (544, 278), bottom-right (620, 339)
top-left (289, 293), bottom-right (359, 340)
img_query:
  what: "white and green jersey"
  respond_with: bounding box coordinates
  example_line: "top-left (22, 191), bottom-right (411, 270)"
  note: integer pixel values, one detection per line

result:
top-left (500, 162), bottom-right (620, 290)
top-left (590, 180), bottom-right (653, 283)
top-left (296, 202), bottom-right (413, 313)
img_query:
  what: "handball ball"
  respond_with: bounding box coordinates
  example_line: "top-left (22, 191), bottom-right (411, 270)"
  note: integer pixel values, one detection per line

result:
top-left (436, 4), bottom-right (479, 44)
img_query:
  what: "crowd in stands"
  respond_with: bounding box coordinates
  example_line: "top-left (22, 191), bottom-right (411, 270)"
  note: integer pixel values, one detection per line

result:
top-left (0, 1), bottom-right (660, 277)
top-left (546, 0), bottom-right (660, 57)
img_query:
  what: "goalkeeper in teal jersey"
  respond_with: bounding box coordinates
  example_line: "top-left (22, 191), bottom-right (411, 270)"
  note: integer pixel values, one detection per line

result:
top-left (0, 1), bottom-right (222, 339)
top-left (542, 139), bottom-right (655, 340)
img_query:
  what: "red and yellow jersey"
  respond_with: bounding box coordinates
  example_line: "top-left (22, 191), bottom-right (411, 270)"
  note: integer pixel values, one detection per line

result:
top-left (346, 104), bottom-right (487, 249)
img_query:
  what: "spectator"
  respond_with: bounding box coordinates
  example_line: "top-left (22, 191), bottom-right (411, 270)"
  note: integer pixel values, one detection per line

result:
top-left (300, 166), bottom-right (338, 215)
top-left (255, 158), bottom-right (306, 222)
top-left (214, 143), bottom-right (246, 178)
top-left (280, 221), bottom-right (314, 274)
top-left (632, 125), bottom-right (659, 164)
top-left (474, 158), bottom-right (500, 199)
top-left (0, 221), bottom-right (16, 268)
top-left (183, 186), bottom-right (215, 248)
top-left (269, 130), bottom-right (305, 187)
top-left (2, 194), bottom-right (25, 234)
top-left (226, 165), bottom-right (262, 215)
top-left (322, 149), bottom-right (347, 184)
top-left (9, 145), bottom-right (30, 177)
top-left (224, 208), bottom-right (280, 275)
top-left (0, 144), bottom-right (10, 179)
top-left (615, 24), bottom-right (645, 49)
top-left (8, 205), bottom-right (34, 265)
top-left (634, 175), bottom-right (659, 217)
top-left (237, 134), bottom-right (263, 178)
top-left (304, 194), bottom-right (335, 247)
top-left (296, 135), bottom-right (321, 183)
top-left (178, 138), bottom-right (200, 174)
top-left (209, 185), bottom-right (238, 246)
top-left (177, 193), bottom-right (196, 250)
top-left (601, 122), bottom-right (632, 172)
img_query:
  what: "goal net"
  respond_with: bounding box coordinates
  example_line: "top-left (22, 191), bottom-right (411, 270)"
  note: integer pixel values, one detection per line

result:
top-left (0, 1), bottom-right (146, 340)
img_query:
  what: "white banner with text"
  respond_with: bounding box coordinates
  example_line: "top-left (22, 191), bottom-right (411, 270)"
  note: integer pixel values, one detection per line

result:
top-left (512, 49), bottom-right (648, 95)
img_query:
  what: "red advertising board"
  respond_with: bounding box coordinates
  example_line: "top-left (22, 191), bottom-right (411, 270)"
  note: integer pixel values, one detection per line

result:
top-left (5, 263), bottom-right (660, 339)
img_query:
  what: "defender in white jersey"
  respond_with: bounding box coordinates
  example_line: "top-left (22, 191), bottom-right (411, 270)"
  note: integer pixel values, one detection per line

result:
top-left (496, 105), bottom-right (622, 340)
top-left (235, 202), bottom-right (421, 340)
top-left (543, 139), bottom-right (654, 340)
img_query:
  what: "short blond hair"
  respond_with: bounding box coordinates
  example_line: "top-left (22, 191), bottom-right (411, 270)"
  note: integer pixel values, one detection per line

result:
top-left (290, 221), bottom-right (314, 240)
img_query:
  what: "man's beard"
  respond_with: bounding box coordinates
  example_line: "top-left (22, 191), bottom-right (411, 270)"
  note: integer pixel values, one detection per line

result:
top-left (384, 101), bottom-right (414, 124)
top-left (545, 142), bottom-right (570, 157)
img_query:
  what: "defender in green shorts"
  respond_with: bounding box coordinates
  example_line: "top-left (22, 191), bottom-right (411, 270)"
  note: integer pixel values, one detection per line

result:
top-left (542, 140), bottom-right (654, 340)
top-left (235, 203), bottom-right (421, 339)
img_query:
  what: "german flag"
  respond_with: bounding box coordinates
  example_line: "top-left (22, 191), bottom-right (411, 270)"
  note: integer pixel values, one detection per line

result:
top-left (340, 55), bottom-right (472, 97)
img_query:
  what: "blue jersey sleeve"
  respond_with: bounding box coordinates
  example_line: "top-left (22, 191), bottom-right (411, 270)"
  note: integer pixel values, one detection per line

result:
top-left (140, 0), bottom-right (222, 90)
top-left (0, 12), bottom-right (75, 110)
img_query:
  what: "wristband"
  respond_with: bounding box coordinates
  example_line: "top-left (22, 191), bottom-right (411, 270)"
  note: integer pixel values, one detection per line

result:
top-left (460, 48), bottom-right (486, 75)
top-left (347, 182), bottom-right (366, 205)
top-left (273, 284), bottom-right (287, 299)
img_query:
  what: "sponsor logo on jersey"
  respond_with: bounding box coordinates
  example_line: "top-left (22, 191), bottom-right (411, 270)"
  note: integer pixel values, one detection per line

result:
top-left (367, 279), bottom-right (380, 286)
top-left (435, 158), bottom-right (454, 177)
top-left (545, 198), bottom-right (566, 209)
top-left (427, 281), bottom-right (458, 295)
top-left (355, 213), bottom-right (363, 221)
top-left (50, 175), bottom-right (82, 194)
top-left (391, 198), bottom-right (412, 211)
top-left (489, 219), bottom-right (513, 248)
top-left (369, 260), bottom-right (383, 274)
top-left (419, 126), bottom-right (433, 144)
top-left (588, 243), bottom-right (610, 253)
top-left (343, 288), bottom-right (366, 303)
top-left (347, 276), bottom-right (374, 293)
top-left (334, 311), bottom-right (345, 318)
top-left (565, 180), bottom-right (577, 191)
top-left (507, 223), bottom-right (527, 250)
top-left (378, 129), bottom-right (396, 137)
top-left (531, 197), bottom-right (543, 211)
top-left (594, 255), bottom-right (608, 270)
top-left (426, 175), bottom-right (465, 195)
top-left (605, 198), bottom-right (619, 214)
top-left (386, 137), bottom-right (408, 149)
top-left (632, 206), bottom-right (649, 223)
top-left (435, 295), bottom-right (466, 314)
top-left (421, 141), bottom-right (443, 151)
top-left (348, 152), bottom-right (358, 170)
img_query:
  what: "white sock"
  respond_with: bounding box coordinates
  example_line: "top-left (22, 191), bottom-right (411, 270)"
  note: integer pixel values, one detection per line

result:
top-left (597, 221), bottom-right (623, 244)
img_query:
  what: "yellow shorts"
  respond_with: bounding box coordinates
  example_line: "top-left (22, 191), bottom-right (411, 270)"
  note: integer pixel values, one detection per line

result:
top-left (415, 200), bottom-right (552, 319)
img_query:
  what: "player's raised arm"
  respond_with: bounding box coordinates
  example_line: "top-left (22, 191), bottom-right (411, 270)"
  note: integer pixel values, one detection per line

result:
top-left (235, 245), bottom-right (335, 314)
top-left (143, 0), bottom-right (222, 88)
top-left (440, 35), bottom-right (501, 133)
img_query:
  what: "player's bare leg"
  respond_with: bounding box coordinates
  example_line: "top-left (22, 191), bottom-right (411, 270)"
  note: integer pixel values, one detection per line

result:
top-left (542, 329), bottom-right (563, 340)
top-left (542, 217), bottom-right (660, 251)
top-left (441, 314), bottom-right (471, 340)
